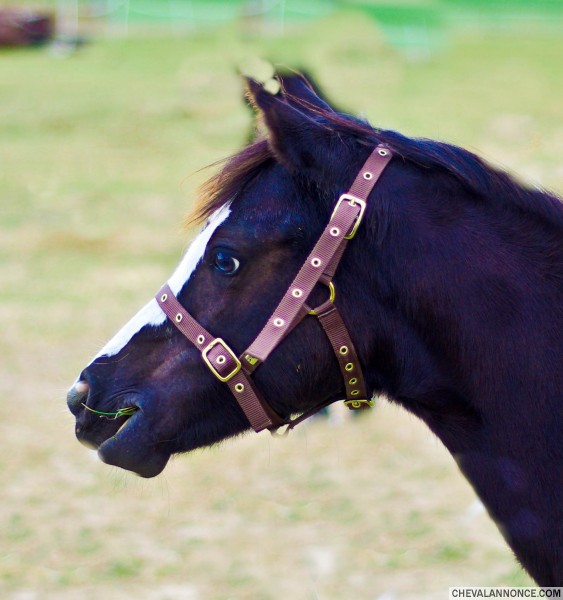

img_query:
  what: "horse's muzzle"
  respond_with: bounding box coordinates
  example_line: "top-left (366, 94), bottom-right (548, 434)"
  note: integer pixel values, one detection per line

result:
top-left (66, 379), bottom-right (170, 478)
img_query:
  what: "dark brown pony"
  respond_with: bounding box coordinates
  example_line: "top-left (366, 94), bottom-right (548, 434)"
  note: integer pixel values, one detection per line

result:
top-left (67, 73), bottom-right (562, 585)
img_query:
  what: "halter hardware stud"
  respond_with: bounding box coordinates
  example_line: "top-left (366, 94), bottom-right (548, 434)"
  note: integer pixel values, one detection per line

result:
top-left (160, 293), bottom-right (168, 302)
top-left (345, 398), bottom-right (375, 409)
top-left (244, 354), bottom-right (258, 366)
top-left (234, 383), bottom-right (245, 393)
top-left (330, 227), bottom-right (340, 237)
top-left (197, 335), bottom-right (205, 345)
top-left (349, 377), bottom-right (358, 385)
top-left (175, 313), bottom-right (183, 323)
top-left (292, 288), bottom-right (303, 298)
top-left (339, 345), bottom-right (349, 355)
top-left (311, 257), bottom-right (322, 268)
top-left (216, 355), bottom-right (226, 365)
top-left (345, 362), bottom-right (354, 372)
top-left (378, 148), bottom-right (388, 156)
top-left (273, 317), bottom-right (285, 328)
top-left (202, 338), bottom-right (241, 382)
top-left (363, 172), bottom-right (373, 180)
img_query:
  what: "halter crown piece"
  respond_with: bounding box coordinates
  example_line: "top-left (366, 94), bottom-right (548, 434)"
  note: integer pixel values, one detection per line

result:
top-left (156, 144), bottom-right (393, 434)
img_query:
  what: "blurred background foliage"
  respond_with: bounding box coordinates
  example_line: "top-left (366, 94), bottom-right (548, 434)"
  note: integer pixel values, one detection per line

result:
top-left (0, 1), bottom-right (560, 599)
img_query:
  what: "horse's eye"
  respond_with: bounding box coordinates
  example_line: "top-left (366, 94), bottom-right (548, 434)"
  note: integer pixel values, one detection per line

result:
top-left (213, 250), bottom-right (240, 276)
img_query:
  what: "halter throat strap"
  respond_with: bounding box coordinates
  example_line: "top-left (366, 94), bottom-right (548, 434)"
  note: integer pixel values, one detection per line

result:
top-left (156, 144), bottom-right (393, 434)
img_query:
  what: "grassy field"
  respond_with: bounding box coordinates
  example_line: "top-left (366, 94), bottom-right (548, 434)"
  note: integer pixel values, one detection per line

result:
top-left (1, 10), bottom-right (561, 600)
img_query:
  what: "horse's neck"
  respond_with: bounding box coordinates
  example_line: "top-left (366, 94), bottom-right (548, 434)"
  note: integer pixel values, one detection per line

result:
top-left (357, 202), bottom-right (562, 584)
top-left (389, 355), bottom-right (562, 586)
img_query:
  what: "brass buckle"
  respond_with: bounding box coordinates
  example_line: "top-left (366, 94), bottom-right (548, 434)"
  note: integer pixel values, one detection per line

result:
top-left (331, 194), bottom-right (366, 239)
top-left (202, 338), bottom-right (241, 382)
top-left (344, 398), bottom-right (374, 409)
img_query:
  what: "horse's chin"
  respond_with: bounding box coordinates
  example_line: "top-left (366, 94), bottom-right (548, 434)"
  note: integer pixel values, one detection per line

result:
top-left (96, 411), bottom-right (172, 478)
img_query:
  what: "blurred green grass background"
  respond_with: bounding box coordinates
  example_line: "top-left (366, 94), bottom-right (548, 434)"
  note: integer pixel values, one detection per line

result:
top-left (0, 3), bottom-right (561, 599)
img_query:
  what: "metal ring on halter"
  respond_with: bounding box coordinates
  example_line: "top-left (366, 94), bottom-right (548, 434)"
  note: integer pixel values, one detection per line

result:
top-left (308, 281), bottom-right (336, 316)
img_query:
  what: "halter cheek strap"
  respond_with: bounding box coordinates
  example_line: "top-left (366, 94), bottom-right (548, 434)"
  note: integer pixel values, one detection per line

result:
top-left (156, 288), bottom-right (283, 431)
top-left (156, 144), bottom-right (393, 434)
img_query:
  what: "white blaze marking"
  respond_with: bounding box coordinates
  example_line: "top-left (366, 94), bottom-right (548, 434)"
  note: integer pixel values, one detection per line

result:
top-left (92, 204), bottom-right (230, 360)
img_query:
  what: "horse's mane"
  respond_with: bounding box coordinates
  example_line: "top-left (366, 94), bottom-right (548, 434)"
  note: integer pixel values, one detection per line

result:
top-left (189, 139), bottom-right (273, 225)
top-left (189, 102), bottom-right (563, 231)
top-left (376, 127), bottom-right (563, 231)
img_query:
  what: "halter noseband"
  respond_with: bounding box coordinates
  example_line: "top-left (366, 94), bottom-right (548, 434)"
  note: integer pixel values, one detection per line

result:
top-left (156, 144), bottom-right (393, 434)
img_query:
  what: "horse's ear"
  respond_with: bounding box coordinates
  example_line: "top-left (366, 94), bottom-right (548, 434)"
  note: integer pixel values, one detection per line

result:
top-left (246, 77), bottom-right (336, 177)
top-left (277, 70), bottom-right (334, 114)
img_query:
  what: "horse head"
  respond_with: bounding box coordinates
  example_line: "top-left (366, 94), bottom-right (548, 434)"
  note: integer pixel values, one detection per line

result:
top-left (67, 74), bottom-right (397, 477)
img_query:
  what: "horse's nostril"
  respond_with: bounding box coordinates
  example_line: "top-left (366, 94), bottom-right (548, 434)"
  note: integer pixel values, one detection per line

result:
top-left (66, 380), bottom-right (89, 414)
top-left (75, 380), bottom-right (89, 394)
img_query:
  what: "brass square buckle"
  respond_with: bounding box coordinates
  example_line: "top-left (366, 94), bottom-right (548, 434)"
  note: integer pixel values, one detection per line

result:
top-left (331, 194), bottom-right (366, 239)
top-left (202, 338), bottom-right (242, 382)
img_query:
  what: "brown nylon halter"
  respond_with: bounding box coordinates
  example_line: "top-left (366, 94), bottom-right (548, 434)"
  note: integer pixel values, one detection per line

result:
top-left (156, 144), bottom-right (393, 434)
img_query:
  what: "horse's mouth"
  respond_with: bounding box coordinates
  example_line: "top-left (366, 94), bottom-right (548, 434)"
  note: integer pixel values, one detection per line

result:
top-left (73, 401), bottom-right (139, 450)
top-left (92, 406), bottom-right (137, 443)
top-left (116, 414), bottom-right (133, 434)
top-left (67, 382), bottom-right (171, 478)
top-left (80, 403), bottom-right (139, 437)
